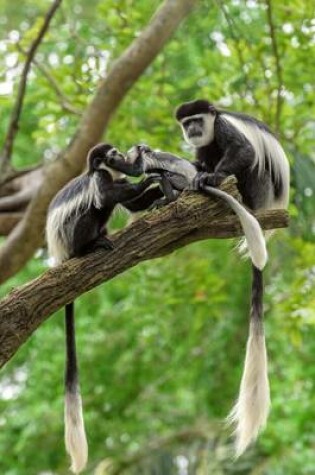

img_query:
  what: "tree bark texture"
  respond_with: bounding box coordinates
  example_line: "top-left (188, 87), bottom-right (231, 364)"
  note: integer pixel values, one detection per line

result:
top-left (0, 180), bottom-right (289, 369)
top-left (0, 0), bottom-right (198, 284)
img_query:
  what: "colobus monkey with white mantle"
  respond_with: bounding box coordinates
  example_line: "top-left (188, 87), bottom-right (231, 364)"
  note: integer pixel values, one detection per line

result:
top-left (104, 144), bottom-right (267, 270)
top-left (46, 144), bottom-right (162, 474)
top-left (104, 95), bottom-right (290, 455)
top-left (175, 99), bottom-right (290, 456)
top-left (103, 144), bottom-right (271, 455)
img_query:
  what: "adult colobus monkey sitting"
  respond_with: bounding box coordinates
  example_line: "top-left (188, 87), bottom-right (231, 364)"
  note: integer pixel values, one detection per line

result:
top-left (46, 144), bottom-right (162, 474)
top-left (104, 144), bottom-right (267, 270)
top-left (175, 99), bottom-right (290, 456)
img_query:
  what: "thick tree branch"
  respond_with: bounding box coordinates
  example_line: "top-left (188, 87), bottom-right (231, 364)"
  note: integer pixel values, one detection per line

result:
top-left (0, 0), bottom-right (199, 285)
top-left (0, 213), bottom-right (24, 235)
top-left (0, 181), bottom-right (289, 369)
top-left (0, 0), bottom-right (62, 176)
top-left (0, 168), bottom-right (43, 212)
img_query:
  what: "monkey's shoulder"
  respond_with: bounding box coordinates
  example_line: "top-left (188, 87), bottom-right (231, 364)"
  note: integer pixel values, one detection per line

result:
top-left (49, 174), bottom-right (90, 211)
top-left (218, 110), bottom-right (273, 135)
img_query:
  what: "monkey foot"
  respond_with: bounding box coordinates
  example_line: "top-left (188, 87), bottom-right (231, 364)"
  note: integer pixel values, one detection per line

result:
top-left (193, 172), bottom-right (226, 189)
top-left (91, 237), bottom-right (115, 252)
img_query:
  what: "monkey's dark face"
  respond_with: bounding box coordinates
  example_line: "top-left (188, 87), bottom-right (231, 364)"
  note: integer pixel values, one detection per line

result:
top-left (175, 100), bottom-right (217, 148)
top-left (88, 143), bottom-right (126, 178)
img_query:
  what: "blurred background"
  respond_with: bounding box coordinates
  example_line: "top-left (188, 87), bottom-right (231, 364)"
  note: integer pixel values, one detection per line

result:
top-left (0, 0), bottom-right (314, 473)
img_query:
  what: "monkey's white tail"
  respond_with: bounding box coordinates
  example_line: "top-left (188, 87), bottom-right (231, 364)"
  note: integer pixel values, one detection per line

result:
top-left (65, 389), bottom-right (88, 473)
top-left (227, 266), bottom-right (270, 457)
top-left (64, 302), bottom-right (88, 473)
top-left (203, 186), bottom-right (268, 270)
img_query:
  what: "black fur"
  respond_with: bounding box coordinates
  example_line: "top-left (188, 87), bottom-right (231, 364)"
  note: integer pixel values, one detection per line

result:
top-left (65, 302), bottom-right (77, 392)
top-left (49, 149), bottom-right (160, 257)
top-left (176, 99), bottom-right (284, 210)
top-left (46, 143), bottom-right (162, 470)
top-left (251, 264), bottom-right (264, 327)
top-left (175, 99), bottom-right (216, 120)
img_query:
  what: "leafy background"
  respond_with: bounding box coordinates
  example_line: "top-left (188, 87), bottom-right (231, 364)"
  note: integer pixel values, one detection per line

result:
top-left (0, 0), bottom-right (314, 473)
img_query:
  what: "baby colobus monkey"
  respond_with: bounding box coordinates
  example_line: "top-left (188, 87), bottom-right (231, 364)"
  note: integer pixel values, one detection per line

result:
top-left (175, 99), bottom-right (290, 456)
top-left (46, 144), bottom-right (161, 474)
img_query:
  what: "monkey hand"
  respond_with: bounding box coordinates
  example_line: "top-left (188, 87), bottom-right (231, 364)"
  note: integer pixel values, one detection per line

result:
top-left (193, 172), bottom-right (226, 190)
top-left (91, 236), bottom-right (115, 252)
top-left (138, 144), bottom-right (153, 155)
top-left (140, 175), bottom-right (163, 187)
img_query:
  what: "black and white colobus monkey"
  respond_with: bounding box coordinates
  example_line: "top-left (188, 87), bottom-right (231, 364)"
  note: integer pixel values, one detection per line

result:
top-left (175, 99), bottom-right (290, 456)
top-left (46, 144), bottom-right (162, 474)
top-left (103, 144), bottom-right (267, 270)
top-left (103, 144), bottom-right (270, 454)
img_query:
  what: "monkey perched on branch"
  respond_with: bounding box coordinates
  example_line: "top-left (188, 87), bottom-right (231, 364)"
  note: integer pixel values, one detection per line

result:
top-left (100, 98), bottom-right (290, 457)
top-left (46, 143), bottom-right (162, 474)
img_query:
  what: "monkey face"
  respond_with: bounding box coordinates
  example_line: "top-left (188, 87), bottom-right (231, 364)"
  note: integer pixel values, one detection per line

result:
top-left (180, 113), bottom-right (216, 148)
top-left (87, 143), bottom-right (126, 178)
top-left (104, 147), bottom-right (126, 165)
top-left (175, 99), bottom-right (217, 148)
top-left (100, 147), bottom-right (126, 179)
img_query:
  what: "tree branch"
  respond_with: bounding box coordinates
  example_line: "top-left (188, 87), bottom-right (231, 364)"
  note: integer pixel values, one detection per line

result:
top-left (0, 181), bottom-right (289, 369)
top-left (0, 213), bottom-right (24, 236)
top-left (16, 44), bottom-right (82, 116)
top-left (106, 423), bottom-right (216, 475)
top-left (0, 0), bottom-right (199, 285)
top-left (0, 0), bottom-right (63, 176)
top-left (0, 168), bottom-right (43, 212)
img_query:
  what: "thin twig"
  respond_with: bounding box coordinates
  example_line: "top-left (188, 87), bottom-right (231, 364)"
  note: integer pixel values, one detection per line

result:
top-left (0, 0), bottom-right (62, 173)
top-left (215, 0), bottom-right (259, 106)
top-left (265, 0), bottom-right (283, 135)
top-left (16, 44), bottom-right (82, 116)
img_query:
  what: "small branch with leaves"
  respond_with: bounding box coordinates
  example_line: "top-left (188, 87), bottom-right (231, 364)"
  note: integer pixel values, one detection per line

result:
top-left (0, 0), bottom-right (63, 178)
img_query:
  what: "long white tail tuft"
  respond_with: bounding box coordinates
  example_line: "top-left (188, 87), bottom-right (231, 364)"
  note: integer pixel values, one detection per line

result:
top-left (204, 186), bottom-right (268, 270)
top-left (65, 390), bottom-right (88, 474)
top-left (227, 318), bottom-right (270, 457)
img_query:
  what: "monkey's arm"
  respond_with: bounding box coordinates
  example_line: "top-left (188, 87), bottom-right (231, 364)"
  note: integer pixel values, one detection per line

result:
top-left (111, 176), bottom-right (161, 204)
top-left (107, 154), bottom-right (144, 177)
top-left (197, 120), bottom-right (255, 187)
top-left (122, 186), bottom-right (164, 212)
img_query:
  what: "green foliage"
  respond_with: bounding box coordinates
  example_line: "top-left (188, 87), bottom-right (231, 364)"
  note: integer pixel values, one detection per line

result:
top-left (0, 0), bottom-right (314, 473)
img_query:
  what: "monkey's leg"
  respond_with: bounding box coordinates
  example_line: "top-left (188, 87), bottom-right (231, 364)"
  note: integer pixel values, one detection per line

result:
top-left (71, 214), bottom-right (114, 257)
top-left (111, 176), bottom-right (162, 204)
top-left (89, 236), bottom-right (114, 252)
top-left (148, 174), bottom-right (179, 210)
